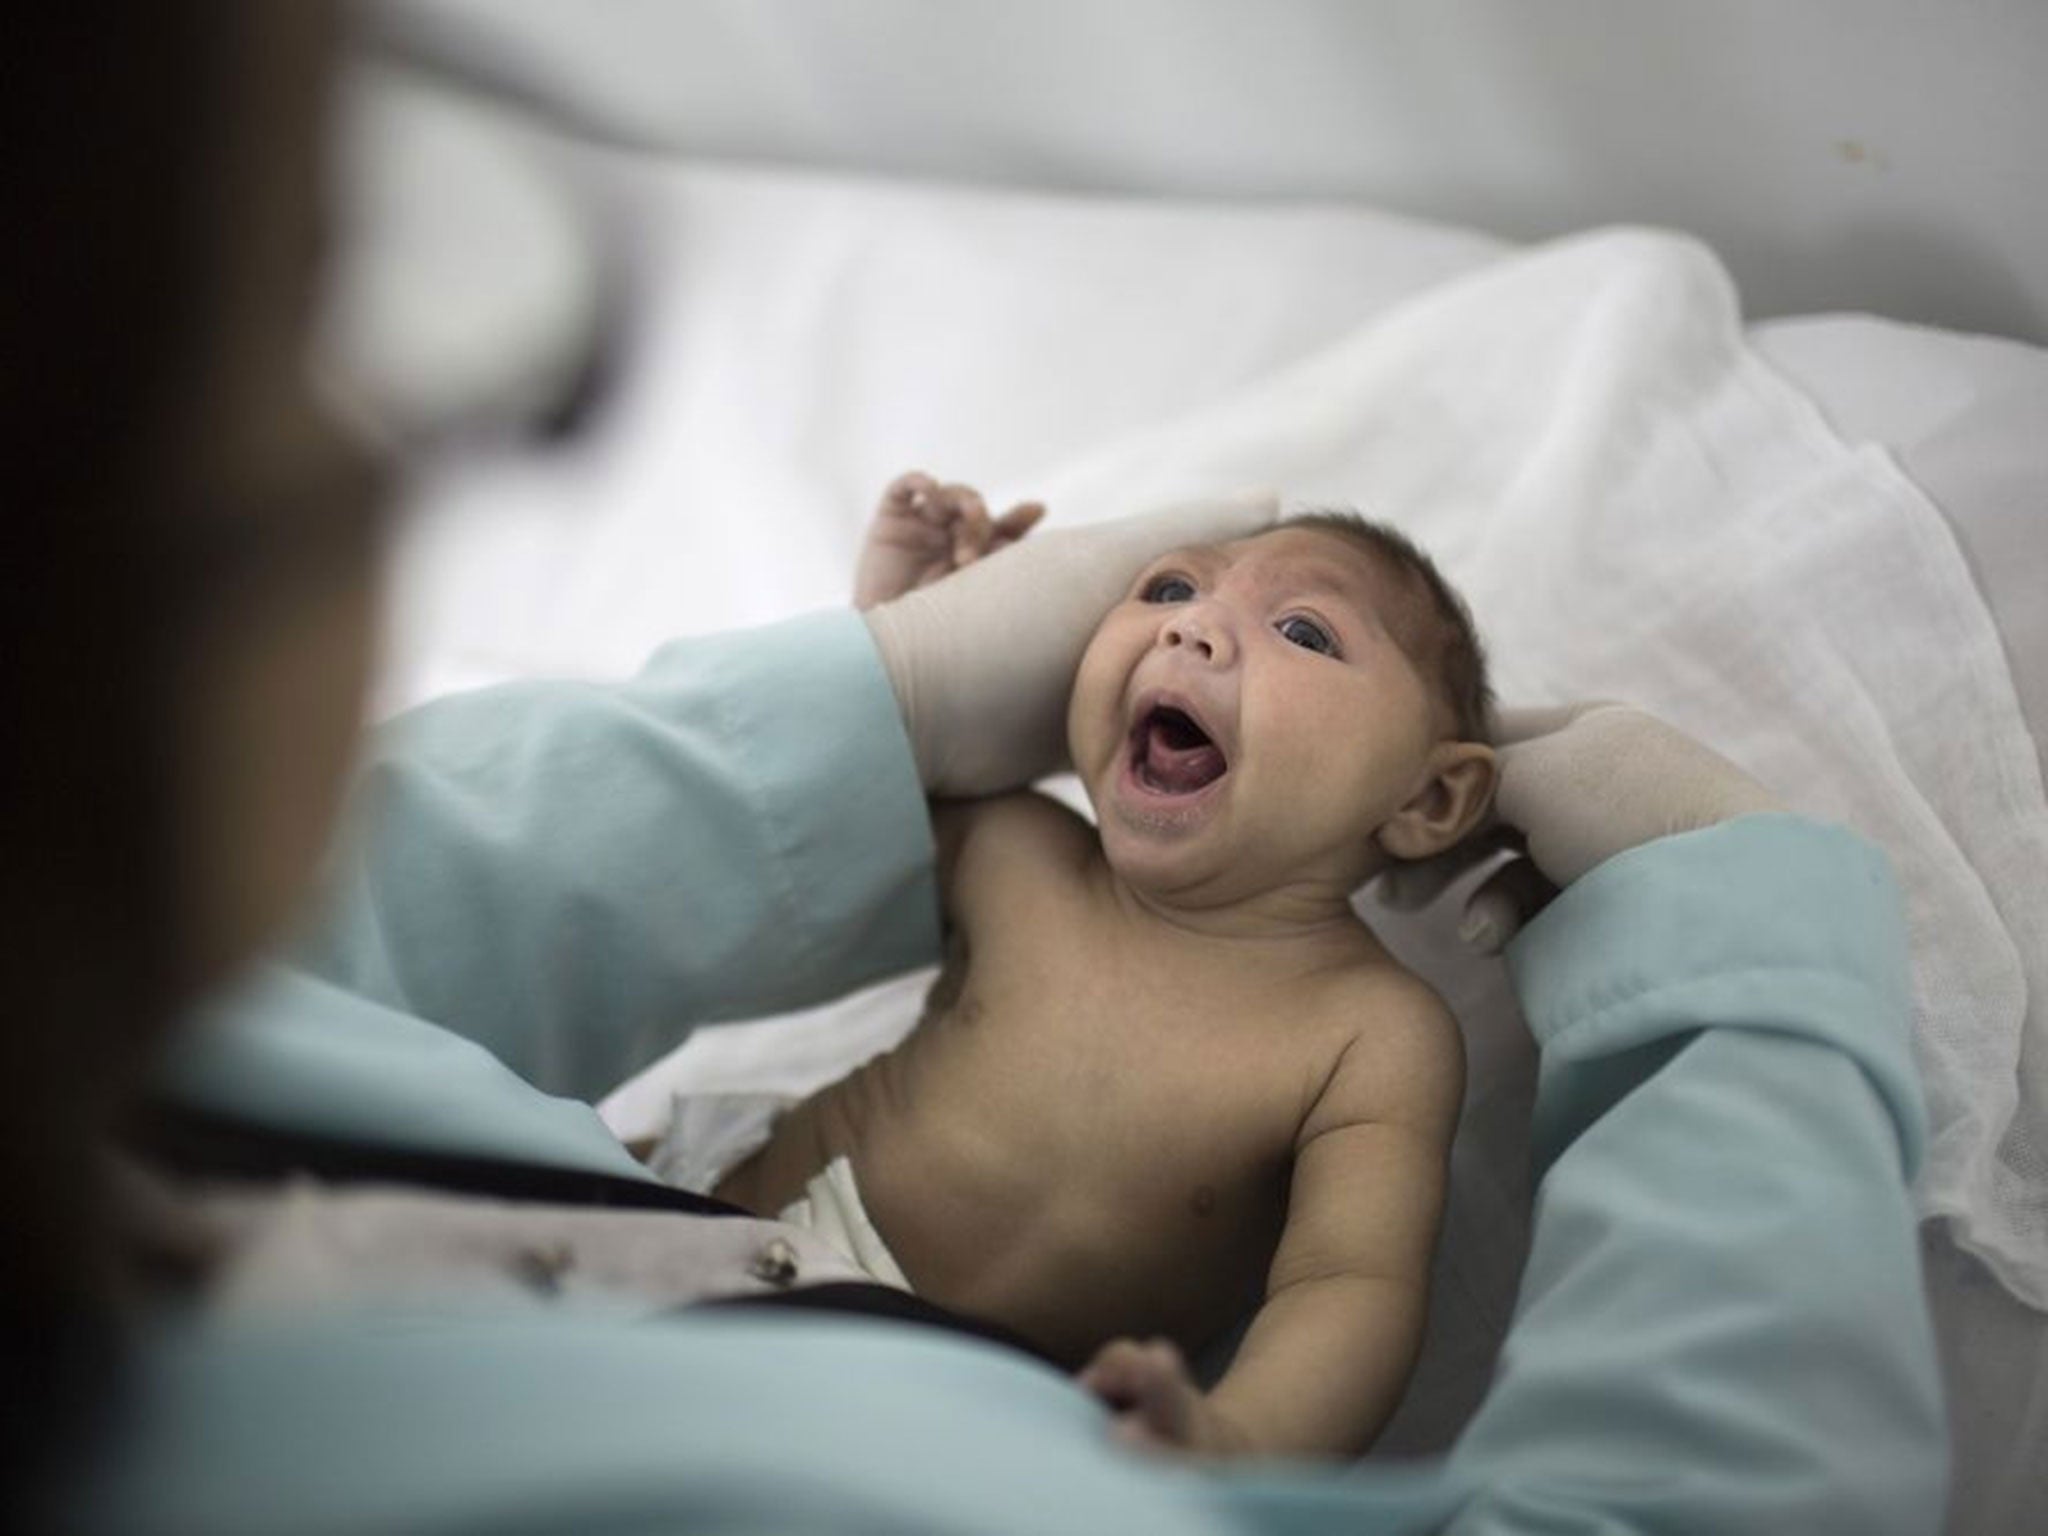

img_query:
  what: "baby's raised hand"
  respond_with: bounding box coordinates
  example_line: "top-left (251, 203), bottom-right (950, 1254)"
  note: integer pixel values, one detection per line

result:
top-left (854, 471), bottom-right (1045, 610)
top-left (862, 487), bottom-right (1278, 795)
top-left (1078, 1337), bottom-right (1255, 1459)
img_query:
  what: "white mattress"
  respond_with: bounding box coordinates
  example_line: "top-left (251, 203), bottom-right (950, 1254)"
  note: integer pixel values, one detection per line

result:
top-left (366, 139), bottom-right (2047, 1534)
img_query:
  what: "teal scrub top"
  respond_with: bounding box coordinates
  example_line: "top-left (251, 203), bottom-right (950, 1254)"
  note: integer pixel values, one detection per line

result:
top-left (65, 610), bottom-right (1946, 1534)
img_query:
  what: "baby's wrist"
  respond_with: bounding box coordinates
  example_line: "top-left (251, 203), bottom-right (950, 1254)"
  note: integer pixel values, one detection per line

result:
top-left (1189, 1393), bottom-right (1264, 1459)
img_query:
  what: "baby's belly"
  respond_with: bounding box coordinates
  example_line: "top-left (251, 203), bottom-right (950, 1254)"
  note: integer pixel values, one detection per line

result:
top-left (798, 1048), bottom-right (1284, 1365)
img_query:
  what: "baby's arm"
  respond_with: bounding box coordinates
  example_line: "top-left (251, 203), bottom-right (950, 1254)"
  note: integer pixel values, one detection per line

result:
top-left (1084, 978), bottom-right (1464, 1460)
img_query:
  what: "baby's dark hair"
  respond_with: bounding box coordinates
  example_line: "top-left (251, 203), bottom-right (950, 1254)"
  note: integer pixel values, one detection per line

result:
top-left (1284, 510), bottom-right (1494, 743)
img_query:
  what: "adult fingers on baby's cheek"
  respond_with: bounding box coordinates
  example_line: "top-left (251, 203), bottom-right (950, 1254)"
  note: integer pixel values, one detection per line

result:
top-left (1459, 855), bottom-right (1559, 954)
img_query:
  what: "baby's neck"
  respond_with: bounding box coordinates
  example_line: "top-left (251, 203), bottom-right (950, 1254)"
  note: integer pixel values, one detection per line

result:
top-left (1095, 858), bottom-right (1380, 962)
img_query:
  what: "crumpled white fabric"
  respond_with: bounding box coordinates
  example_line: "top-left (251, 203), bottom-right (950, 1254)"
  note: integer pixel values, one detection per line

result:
top-left (385, 153), bottom-right (2046, 1313)
top-left (1025, 227), bottom-right (2048, 1312)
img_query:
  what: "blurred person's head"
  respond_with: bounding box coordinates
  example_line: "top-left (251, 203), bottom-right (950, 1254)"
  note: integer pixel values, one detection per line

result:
top-left (2, 0), bottom-right (381, 1493)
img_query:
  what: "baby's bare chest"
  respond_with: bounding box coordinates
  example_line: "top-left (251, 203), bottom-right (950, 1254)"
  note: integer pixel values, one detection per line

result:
top-left (826, 895), bottom-right (1396, 1358)
top-left (900, 913), bottom-right (1339, 1195)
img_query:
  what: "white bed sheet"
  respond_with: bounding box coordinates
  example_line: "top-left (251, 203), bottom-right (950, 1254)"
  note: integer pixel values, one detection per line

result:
top-left (1753, 316), bottom-right (2048, 779)
top-left (372, 147), bottom-right (2047, 1533)
top-left (1751, 318), bottom-right (2048, 1534)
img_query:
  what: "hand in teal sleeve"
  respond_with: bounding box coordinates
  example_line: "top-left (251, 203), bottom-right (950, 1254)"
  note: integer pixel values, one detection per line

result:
top-left (1439, 818), bottom-right (1945, 1535)
top-left (1379, 703), bottom-right (1787, 950)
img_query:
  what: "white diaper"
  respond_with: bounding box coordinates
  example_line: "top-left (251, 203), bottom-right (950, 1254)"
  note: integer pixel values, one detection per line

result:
top-left (774, 1155), bottom-right (911, 1291)
top-left (645, 1091), bottom-right (910, 1291)
top-left (645, 1089), bottom-right (795, 1197)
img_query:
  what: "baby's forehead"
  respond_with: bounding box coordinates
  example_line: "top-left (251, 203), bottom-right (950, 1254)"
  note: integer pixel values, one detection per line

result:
top-left (1201, 526), bottom-right (1422, 626)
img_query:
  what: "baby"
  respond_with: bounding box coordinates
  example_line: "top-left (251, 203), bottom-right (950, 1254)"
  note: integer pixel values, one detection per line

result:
top-left (713, 472), bottom-right (1498, 1459)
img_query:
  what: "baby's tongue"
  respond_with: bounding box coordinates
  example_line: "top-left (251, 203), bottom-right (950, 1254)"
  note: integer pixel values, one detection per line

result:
top-left (1144, 716), bottom-right (1226, 793)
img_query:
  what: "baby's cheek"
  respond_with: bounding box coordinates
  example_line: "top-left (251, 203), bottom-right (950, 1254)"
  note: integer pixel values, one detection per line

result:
top-left (1317, 738), bottom-right (1421, 834)
top-left (1065, 628), bottom-right (1130, 770)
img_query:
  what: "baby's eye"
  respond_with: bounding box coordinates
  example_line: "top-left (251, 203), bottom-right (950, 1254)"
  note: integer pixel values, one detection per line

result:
top-left (1278, 615), bottom-right (1338, 656)
top-left (1141, 574), bottom-right (1196, 603)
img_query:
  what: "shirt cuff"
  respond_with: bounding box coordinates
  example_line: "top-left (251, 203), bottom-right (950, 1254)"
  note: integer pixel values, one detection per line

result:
top-left (1505, 813), bottom-right (1924, 1175)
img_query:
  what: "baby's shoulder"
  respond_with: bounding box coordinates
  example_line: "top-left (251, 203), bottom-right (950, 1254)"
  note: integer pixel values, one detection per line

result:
top-left (1321, 954), bottom-right (1457, 1033)
top-left (935, 789), bottom-right (1097, 921)
top-left (1298, 958), bottom-right (1465, 1137)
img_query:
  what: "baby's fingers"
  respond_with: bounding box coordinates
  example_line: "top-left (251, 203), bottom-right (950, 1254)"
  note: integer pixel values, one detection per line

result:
top-left (1109, 1414), bottom-right (1180, 1455)
top-left (882, 470), bottom-right (944, 522)
top-left (990, 501), bottom-right (1046, 550)
top-left (1079, 1338), bottom-right (1195, 1445)
top-left (939, 483), bottom-right (993, 566)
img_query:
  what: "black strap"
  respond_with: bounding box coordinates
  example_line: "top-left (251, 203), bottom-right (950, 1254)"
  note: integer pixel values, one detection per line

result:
top-left (691, 1283), bottom-right (1057, 1367)
top-left (130, 1102), bottom-right (750, 1217)
top-left (127, 1103), bottom-right (1056, 1367)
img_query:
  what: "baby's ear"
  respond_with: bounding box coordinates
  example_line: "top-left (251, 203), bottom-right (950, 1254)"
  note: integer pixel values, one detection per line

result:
top-left (1376, 742), bottom-right (1499, 862)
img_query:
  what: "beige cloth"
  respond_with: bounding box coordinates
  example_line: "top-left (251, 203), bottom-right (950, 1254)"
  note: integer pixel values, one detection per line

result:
top-left (147, 1168), bottom-right (903, 1317)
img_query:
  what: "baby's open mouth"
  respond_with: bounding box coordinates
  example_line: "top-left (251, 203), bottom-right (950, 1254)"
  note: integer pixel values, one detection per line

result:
top-left (1129, 705), bottom-right (1229, 795)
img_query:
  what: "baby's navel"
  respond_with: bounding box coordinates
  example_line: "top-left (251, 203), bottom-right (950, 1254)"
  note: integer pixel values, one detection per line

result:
top-left (1190, 1184), bottom-right (1218, 1218)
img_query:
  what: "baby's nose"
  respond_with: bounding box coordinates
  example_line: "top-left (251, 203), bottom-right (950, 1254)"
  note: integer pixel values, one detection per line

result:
top-left (1161, 610), bottom-right (1230, 663)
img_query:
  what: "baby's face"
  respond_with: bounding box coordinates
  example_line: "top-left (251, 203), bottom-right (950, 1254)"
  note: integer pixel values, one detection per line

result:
top-left (1068, 526), bottom-right (1447, 903)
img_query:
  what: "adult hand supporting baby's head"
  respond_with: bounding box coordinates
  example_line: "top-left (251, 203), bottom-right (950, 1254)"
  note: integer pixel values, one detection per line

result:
top-left (1376, 704), bottom-right (1789, 952)
top-left (864, 489), bottom-right (1281, 797)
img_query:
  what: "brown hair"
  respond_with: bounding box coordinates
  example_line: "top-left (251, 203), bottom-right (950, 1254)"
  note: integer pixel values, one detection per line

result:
top-left (2, 2), bottom-right (243, 1502)
top-left (1283, 510), bottom-right (1494, 743)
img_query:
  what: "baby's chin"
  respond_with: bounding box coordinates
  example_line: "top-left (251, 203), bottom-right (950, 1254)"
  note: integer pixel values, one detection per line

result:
top-left (1093, 814), bottom-right (1228, 897)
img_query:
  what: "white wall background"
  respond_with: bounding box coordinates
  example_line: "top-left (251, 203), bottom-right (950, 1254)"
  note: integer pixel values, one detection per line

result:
top-left (379, 0), bottom-right (2048, 343)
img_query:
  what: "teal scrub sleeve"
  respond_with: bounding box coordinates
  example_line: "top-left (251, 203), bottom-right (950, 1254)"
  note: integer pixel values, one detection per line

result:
top-left (287, 609), bottom-right (942, 1101)
top-left (73, 1311), bottom-right (1246, 1536)
top-left (1437, 813), bottom-right (1946, 1534)
top-left (1214, 814), bottom-right (1945, 1536)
